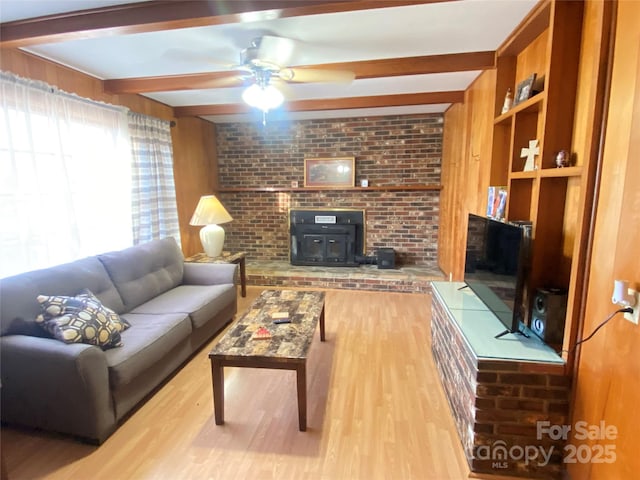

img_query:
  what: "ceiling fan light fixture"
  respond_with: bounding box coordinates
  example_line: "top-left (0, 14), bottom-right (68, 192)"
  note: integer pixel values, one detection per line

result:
top-left (242, 83), bottom-right (284, 112)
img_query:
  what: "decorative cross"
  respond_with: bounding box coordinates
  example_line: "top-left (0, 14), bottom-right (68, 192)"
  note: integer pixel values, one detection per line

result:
top-left (520, 139), bottom-right (539, 172)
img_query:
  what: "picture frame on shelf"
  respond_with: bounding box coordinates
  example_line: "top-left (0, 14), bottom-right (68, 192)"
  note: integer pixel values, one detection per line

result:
top-left (514, 73), bottom-right (537, 105)
top-left (304, 157), bottom-right (355, 188)
top-left (531, 75), bottom-right (545, 96)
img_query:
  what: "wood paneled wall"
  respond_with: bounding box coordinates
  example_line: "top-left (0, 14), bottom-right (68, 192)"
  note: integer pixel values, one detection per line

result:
top-left (171, 118), bottom-right (217, 257)
top-left (0, 49), bottom-right (216, 257)
top-left (561, 0), bottom-right (614, 366)
top-left (464, 69), bottom-right (496, 216)
top-left (568, 1), bottom-right (640, 478)
top-left (439, 102), bottom-right (466, 280)
top-left (438, 70), bottom-right (496, 280)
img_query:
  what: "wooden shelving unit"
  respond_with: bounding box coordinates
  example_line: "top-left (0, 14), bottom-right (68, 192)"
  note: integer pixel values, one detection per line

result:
top-left (218, 185), bottom-right (442, 193)
top-left (490, 0), bottom-right (584, 352)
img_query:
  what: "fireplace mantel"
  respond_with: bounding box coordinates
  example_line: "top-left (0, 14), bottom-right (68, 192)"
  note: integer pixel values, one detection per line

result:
top-left (218, 184), bottom-right (442, 193)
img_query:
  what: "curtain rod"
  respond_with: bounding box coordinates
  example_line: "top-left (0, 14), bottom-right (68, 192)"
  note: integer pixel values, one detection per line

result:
top-left (2, 70), bottom-right (176, 127)
top-left (1, 70), bottom-right (127, 114)
top-left (127, 109), bottom-right (176, 127)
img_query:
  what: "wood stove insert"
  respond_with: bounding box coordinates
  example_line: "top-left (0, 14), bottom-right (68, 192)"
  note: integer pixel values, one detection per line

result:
top-left (290, 209), bottom-right (364, 267)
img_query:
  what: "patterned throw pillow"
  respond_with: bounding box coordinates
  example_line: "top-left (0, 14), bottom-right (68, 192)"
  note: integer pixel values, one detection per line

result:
top-left (36, 290), bottom-right (128, 350)
top-left (75, 289), bottom-right (130, 333)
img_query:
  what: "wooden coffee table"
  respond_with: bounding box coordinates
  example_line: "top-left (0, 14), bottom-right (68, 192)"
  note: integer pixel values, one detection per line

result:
top-left (209, 289), bottom-right (326, 431)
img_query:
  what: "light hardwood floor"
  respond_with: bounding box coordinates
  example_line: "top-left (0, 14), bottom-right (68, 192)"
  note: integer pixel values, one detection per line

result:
top-left (1, 287), bottom-right (517, 480)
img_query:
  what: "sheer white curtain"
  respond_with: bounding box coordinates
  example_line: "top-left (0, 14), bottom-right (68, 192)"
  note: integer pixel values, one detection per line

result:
top-left (0, 71), bottom-right (133, 278)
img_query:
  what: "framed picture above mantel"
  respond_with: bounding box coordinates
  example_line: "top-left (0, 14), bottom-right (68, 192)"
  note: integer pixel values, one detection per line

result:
top-left (304, 157), bottom-right (355, 188)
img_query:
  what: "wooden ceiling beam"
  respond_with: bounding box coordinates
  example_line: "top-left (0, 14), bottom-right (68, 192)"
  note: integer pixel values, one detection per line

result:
top-left (0, 0), bottom-right (450, 48)
top-left (174, 91), bottom-right (464, 116)
top-left (301, 51), bottom-right (495, 79)
top-left (290, 91), bottom-right (465, 110)
top-left (104, 51), bottom-right (494, 94)
top-left (104, 71), bottom-right (247, 94)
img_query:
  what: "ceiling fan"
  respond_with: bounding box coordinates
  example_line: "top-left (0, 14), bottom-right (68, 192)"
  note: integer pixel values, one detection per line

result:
top-left (217, 36), bottom-right (355, 120)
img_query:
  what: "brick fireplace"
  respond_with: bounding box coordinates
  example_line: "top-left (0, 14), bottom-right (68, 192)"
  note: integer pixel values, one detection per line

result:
top-left (216, 114), bottom-right (443, 269)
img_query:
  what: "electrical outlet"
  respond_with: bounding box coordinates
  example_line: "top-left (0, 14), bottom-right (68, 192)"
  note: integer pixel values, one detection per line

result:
top-left (624, 289), bottom-right (639, 325)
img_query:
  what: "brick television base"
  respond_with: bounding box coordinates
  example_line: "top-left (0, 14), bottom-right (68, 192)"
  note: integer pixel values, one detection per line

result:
top-left (431, 291), bottom-right (571, 479)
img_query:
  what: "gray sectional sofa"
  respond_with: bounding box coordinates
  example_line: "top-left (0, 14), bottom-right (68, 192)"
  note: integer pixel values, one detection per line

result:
top-left (0, 237), bottom-right (237, 443)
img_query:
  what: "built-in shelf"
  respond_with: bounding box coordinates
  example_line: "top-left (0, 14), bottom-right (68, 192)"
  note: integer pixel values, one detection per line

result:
top-left (490, 0), bottom-right (585, 367)
top-left (539, 166), bottom-right (582, 178)
top-left (509, 166), bottom-right (583, 181)
top-left (218, 185), bottom-right (442, 193)
top-left (510, 170), bottom-right (537, 180)
top-left (494, 91), bottom-right (545, 125)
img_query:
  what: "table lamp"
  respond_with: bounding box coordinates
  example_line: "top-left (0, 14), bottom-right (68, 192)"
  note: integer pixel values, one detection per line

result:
top-left (189, 195), bottom-right (233, 257)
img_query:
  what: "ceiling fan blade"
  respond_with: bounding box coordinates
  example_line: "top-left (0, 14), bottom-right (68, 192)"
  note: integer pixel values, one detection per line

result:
top-left (279, 67), bottom-right (355, 84)
top-left (257, 35), bottom-right (297, 66)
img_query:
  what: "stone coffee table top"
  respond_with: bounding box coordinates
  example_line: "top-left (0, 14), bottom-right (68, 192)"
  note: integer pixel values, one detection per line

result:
top-left (211, 289), bottom-right (325, 360)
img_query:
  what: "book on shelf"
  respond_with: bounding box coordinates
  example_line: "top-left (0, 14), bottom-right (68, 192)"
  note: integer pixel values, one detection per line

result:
top-left (487, 186), bottom-right (508, 221)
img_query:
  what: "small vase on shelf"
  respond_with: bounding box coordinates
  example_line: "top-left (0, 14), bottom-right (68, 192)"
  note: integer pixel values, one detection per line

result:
top-left (555, 150), bottom-right (571, 168)
top-left (501, 88), bottom-right (513, 114)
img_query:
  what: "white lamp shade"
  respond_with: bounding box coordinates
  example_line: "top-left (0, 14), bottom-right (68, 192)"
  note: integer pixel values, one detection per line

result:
top-left (199, 224), bottom-right (226, 257)
top-left (189, 195), bottom-right (233, 226)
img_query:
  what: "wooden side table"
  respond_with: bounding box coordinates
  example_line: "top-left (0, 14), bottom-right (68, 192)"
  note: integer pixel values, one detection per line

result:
top-left (185, 251), bottom-right (247, 297)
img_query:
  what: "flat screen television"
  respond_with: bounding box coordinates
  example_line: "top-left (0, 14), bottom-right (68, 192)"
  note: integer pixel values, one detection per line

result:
top-left (464, 213), bottom-right (531, 338)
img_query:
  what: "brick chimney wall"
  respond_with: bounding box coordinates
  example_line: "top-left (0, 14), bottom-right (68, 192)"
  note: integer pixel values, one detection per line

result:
top-left (216, 113), bottom-right (443, 267)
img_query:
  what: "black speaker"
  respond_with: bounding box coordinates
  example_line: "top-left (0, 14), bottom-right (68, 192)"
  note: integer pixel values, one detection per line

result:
top-left (530, 287), bottom-right (567, 344)
top-left (376, 248), bottom-right (395, 269)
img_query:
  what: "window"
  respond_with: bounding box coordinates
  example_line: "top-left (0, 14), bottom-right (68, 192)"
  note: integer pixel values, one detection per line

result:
top-left (0, 72), bottom-right (132, 277)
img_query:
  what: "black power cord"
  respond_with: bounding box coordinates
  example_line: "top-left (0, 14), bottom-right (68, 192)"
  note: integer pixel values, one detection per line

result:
top-left (560, 307), bottom-right (634, 356)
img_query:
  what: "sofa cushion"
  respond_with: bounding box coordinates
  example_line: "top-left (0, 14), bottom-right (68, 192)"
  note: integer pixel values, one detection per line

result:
top-left (36, 294), bottom-right (124, 350)
top-left (130, 284), bottom-right (237, 329)
top-left (98, 237), bottom-right (184, 311)
top-left (105, 312), bottom-right (192, 388)
top-left (0, 257), bottom-right (126, 337)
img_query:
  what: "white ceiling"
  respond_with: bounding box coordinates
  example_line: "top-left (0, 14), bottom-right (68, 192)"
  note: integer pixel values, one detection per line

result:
top-left (0, 0), bottom-right (538, 123)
